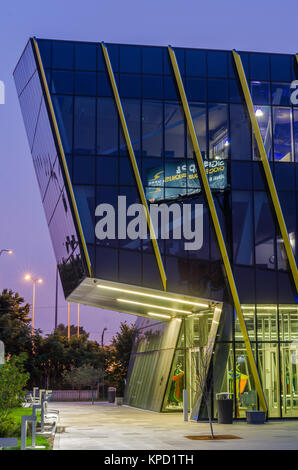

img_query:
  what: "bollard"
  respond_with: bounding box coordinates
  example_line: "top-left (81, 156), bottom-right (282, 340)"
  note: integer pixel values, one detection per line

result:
top-left (40, 392), bottom-right (46, 433)
top-left (183, 389), bottom-right (188, 422)
top-left (33, 387), bottom-right (39, 403)
top-left (21, 415), bottom-right (36, 450)
top-left (32, 404), bottom-right (41, 447)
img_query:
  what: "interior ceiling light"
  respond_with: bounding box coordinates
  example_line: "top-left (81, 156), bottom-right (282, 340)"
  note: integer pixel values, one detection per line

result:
top-left (117, 298), bottom-right (191, 314)
top-left (147, 312), bottom-right (171, 319)
top-left (98, 284), bottom-right (209, 308)
top-left (279, 307), bottom-right (298, 310)
top-left (242, 305), bottom-right (277, 310)
top-left (255, 108), bottom-right (264, 117)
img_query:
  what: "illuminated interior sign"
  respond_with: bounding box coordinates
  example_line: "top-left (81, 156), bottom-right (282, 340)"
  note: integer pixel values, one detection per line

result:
top-left (146, 159), bottom-right (227, 202)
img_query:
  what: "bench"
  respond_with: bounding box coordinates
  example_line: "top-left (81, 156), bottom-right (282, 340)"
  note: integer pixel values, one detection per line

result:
top-left (0, 438), bottom-right (18, 450)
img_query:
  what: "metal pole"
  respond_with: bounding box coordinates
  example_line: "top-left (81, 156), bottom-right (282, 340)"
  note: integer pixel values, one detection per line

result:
top-left (55, 266), bottom-right (58, 330)
top-left (183, 389), bottom-right (188, 421)
top-left (32, 280), bottom-right (36, 336)
top-left (101, 327), bottom-right (107, 347)
top-left (77, 304), bottom-right (80, 338)
top-left (68, 302), bottom-right (70, 340)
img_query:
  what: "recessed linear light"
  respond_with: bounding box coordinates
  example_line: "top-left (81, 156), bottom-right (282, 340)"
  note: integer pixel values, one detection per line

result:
top-left (242, 306), bottom-right (277, 311)
top-left (98, 284), bottom-right (209, 308)
top-left (279, 307), bottom-right (298, 311)
top-left (148, 312), bottom-right (171, 319)
top-left (117, 298), bottom-right (191, 314)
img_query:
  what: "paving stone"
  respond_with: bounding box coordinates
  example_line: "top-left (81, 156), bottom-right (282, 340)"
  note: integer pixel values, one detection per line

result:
top-left (52, 402), bottom-right (298, 450)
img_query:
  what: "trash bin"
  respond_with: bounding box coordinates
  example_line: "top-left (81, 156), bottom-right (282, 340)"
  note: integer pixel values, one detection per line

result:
top-left (108, 387), bottom-right (116, 403)
top-left (216, 392), bottom-right (233, 424)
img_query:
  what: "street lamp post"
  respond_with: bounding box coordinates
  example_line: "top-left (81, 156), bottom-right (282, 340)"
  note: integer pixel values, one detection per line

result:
top-left (68, 302), bottom-right (70, 340)
top-left (24, 274), bottom-right (43, 335)
top-left (0, 250), bottom-right (13, 286)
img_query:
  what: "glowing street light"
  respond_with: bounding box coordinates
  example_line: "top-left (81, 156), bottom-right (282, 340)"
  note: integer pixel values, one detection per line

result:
top-left (24, 274), bottom-right (43, 335)
top-left (0, 249), bottom-right (13, 256)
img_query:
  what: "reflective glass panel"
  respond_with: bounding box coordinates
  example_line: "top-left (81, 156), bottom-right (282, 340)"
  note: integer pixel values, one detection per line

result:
top-left (75, 42), bottom-right (97, 71)
top-left (208, 104), bottom-right (229, 161)
top-left (251, 81), bottom-right (270, 105)
top-left (75, 71), bottom-right (96, 96)
top-left (232, 191), bottom-right (254, 266)
top-left (52, 95), bottom-right (73, 154)
top-left (142, 47), bottom-right (163, 74)
top-left (185, 49), bottom-right (206, 77)
top-left (52, 70), bottom-right (73, 94)
top-left (273, 107), bottom-right (293, 162)
top-left (121, 99), bottom-right (141, 156)
top-left (250, 54), bottom-right (270, 80)
top-left (188, 103), bottom-right (207, 158)
top-left (97, 98), bottom-right (118, 155)
top-left (142, 101), bottom-right (163, 157)
top-left (254, 191), bottom-right (276, 269)
top-left (272, 83), bottom-right (292, 106)
top-left (230, 104), bottom-right (251, 160)
top-left (207, 79), bottom-right (228, 102)
top-left (165, 102), bottom-right (185, 158)
top-left (142, 75), bottom-right (163, 100)
top-left (52, 41), bottom-right (74, 69)
top-left (74, 96), bottom-right (96, 154)
top-left (253, 105), bottom-right (272, 160)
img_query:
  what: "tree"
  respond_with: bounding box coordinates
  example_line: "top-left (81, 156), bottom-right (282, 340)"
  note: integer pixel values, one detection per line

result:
top-left (54, 323), bottom-right (89, 339)
top-left (191, 341), bottom-right (215, 439)
top-left (106, 322), bottom-right (135, 395)
top-left (63, 364), bottom-right (101, 403)
top-left (0, 289), bottom-right (32, 356)
top-left (0, 354), bottom-right (29, 436)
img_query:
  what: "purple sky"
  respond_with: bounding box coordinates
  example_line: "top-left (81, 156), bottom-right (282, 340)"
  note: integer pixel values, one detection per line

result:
top-left (0, 0), bottom-right (297, 344)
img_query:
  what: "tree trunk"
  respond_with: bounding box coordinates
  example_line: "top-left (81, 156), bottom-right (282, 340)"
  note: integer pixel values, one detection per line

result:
top-left (206, 399), bottom-right (214, 439)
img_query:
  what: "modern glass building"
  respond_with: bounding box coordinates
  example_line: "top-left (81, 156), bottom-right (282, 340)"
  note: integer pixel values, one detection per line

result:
top-left (14, 38), bottom-right (298, 420)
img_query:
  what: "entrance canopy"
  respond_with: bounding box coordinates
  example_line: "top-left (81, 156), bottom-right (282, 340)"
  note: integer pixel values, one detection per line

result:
top-left (68, 278), bottom-right (222, 320)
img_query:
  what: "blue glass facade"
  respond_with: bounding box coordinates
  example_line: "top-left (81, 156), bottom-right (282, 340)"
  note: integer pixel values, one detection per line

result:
top-left (14, 38), bottom-right (298, 419)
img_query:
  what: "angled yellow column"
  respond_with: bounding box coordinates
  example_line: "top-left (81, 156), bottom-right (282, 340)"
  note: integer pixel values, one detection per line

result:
top-left (32, 38), bottom-right (92, 277)
top-left (233, 49), bottom-right (298, 293)
top-left (101, 42), bottom-right (167, 291)
top-left (168, 45), bottom-right (267, 414)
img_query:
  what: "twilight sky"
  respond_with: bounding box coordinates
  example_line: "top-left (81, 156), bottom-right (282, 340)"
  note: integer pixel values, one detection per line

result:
top-left (0, 0), bottom-right (298, 343)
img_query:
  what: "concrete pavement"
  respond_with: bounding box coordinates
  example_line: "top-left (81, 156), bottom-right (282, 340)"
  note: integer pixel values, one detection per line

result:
top-left (52, 401), bottom-right (298, 450)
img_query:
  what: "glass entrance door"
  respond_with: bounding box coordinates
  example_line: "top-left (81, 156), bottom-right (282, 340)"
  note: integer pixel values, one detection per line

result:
top-left (280, 343), bottom-right (298, 417)
top-left (258, 343), bottom-right (280, 417)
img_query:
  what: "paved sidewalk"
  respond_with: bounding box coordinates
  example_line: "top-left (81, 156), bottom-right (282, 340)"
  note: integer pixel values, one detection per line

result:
top-left (53, 401), bottom-right (298, 450)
